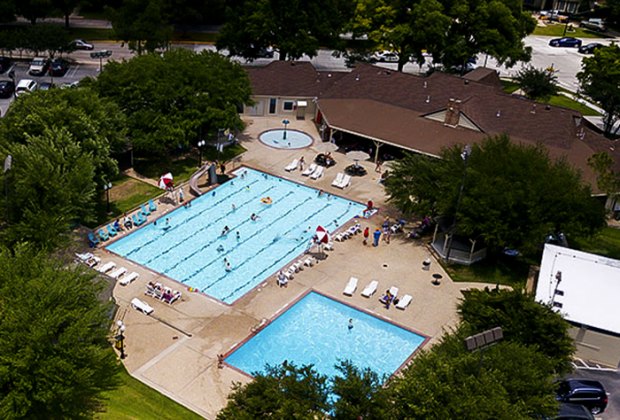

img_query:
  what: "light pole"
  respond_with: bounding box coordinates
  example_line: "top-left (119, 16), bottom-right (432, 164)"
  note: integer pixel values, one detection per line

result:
top-left (282, 119), bottom-right (290, 140)
top-left (8, 70), bottom-right (16, 99)
top-left (103, 181), bottom-right (112, 214)
top-left (4, 155), bottom-right (12, 222)
top-left (115, 320), bottom-right (126, 359)
top-left (445, 144), bottom-right (471, 263)
top-left (197, 139), bottom-right (206, 167)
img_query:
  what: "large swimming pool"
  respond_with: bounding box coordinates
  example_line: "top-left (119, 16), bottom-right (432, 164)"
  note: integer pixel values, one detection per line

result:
top-left (225, 292), bottom-right (426, 379)
top-left (106, 168), bottom-right (366, 303)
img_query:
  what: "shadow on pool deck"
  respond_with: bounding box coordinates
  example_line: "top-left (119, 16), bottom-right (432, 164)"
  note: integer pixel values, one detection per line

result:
top-left (92, 116), bottom-right (496, 419)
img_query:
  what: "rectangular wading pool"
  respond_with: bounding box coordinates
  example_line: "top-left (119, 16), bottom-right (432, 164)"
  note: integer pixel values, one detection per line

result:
top-left (225, 292), bottom-right (427, 379)
top-left (106, 168), bottom-right (366, 304)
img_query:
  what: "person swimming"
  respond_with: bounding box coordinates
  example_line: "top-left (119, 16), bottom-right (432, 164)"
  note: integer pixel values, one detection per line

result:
top-left (250, 213), bottom-right (258, 221)
top-left (217, 245), bottom-right (225, 252)
top-left (221, 226), bottom-right (230, 236)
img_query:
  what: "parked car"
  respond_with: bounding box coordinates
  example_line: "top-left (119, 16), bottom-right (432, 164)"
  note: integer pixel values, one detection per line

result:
top-left (556, 379), bottom-right (608, 415)
top-left (553, 402), bottom-right (595, 419)
top-left (28, 57), bottom-right (50, 76)
top-left (0, 56), bottom-right (11, 73)
top-left (69, 39), bottom-right (94, 50)
top-left (580, 18), bottom-right (606, 32)
top-left (15, 79), bottom-right (37, 97)
top-left (578, 42), bottom-right (603, 54)
top-left (39, 82), bottom-right (55, 91)
top-left (0, 80), bottom-right (15, 98)
top-left (49, 58), bottom-right (69, 77)
top-left (371, 51), bottom-right (399, 63)
top-left (549, 37), bottom-right (582, 48)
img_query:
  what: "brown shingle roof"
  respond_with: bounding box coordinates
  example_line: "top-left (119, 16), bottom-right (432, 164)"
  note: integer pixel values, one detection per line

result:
top-left (245, 61), bottom-right (347, 97)
top-left (246, 62), bottom-right (620, 192)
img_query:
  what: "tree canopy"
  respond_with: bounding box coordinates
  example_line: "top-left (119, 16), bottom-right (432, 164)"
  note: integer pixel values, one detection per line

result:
top-left (217, 363), bottom-right (330, 419)
top-left (577, 43), bottom-right (620, 139)
top-left (217, 0), bottom-right (353, 61)
top-left (384, 135), bottom-right (605, 255)
top-left (458, 287), bottom-right (574, 374)
top-left (88, 49), bottom-right (252, 156)
top-left (344, 0), bottom-right (535, 72)
top-left (514, 65), bottom-right (559, 101)
top-left (107, 0), bottom-right (173, 55)
top-left (0, 245), bottom-right (119, 418)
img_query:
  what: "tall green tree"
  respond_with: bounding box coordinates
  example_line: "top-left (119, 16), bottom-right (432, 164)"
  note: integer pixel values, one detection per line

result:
top-left (16, 0), bottom-right (55, 24)
top-left (384, 135), bottom-right (605, 255)
top-left (88, 48), bottom-right (251, 156)
top-left (0, 245), bottom-right (119, 418)
top-left (107, 0), bottom-right (173, 55)
top-left (514, 65), bottom-right (559, 101)
top-left (577, 43), bottom-right (620, 138)
top-left (52, 0), bottom-right (80, 28)
top-left (0, 88), bottom-right (124, 189)
top-left (588, 152), bottom-right (620, 211)
top-left (458, 287), bottom-right (575, 374)
top-left (387, 331), bottom-right (559, 419)
top-left (331, 360), bottom-right (390, 419)
top-left (0, 129), bottom-right (97, 249)
top-left (217, 363), bottom-right (329, 419)
top-left (217, 0), bottom-right (353, 61)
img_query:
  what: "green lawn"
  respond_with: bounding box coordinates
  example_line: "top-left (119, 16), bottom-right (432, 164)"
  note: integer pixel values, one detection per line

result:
top-left (532, 24), bottom-right (611, 38)
top-left (97, 367), bottom-right (203, 420)
top-left (500, 80), bottom-right (520, 94)
top-left (134, 155), bottom-right (201, 185)
top-left (91, 175), bottom-right (162, 227)
top-left (64, 27), bottom-right (216, 43)
top-left (547, 94), bottom-right (601, 116)
top-left (443, 255), bottom-right (531, 288)
top-left (573, 227), bottom-right (620, 260)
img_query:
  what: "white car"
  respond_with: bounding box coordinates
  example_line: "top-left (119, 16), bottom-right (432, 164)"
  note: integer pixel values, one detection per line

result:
top-left (371, 51), bottom-right (399, 63)
top-left (70, 39), bottom-right (94, 50)
top-left (28, 57), bottom-right (50, 76)
top-left (15, 79), bottom-right (37, 96)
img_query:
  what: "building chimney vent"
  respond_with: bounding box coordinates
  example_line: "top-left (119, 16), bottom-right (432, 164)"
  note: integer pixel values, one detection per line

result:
top-left (530, 104), bottom-right (537, 114)
top-left (355, 74), bottom-right (360, 81)
top-left (496, 110), bottom-right (501, 118)
top-left (444, 98), bottom-right (462, 126)
top-left (425, 95), bottom-right (430, 103)
top-left (423, 81), bottom-right (428, 89)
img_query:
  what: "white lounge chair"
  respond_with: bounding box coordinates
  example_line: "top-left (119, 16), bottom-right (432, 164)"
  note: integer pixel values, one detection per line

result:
top-left (120, 272), bottom-right (139, 286)
top-left (285, 159), bottom-right (299, 172)
top-left (109, 267), bottom-right (127, 280)
top-left (96, 261), bottom-right (116, 273)
top-left (343, 277), bottom-right (358, 296)
top-left (324, 242), bottom-right (334, 251)
top-left (396, 294), bottom-right (412, 310)
top-left (331, 172), bottom-right (344, 187)
top-left (302, 163), bottom-right (317, 176)
top-left (361, 280), bottom-right (379, 297)
top-left (336, 174), bottom-right (351, 189)
top-left (310, 165), bottom-right (324, 180)
top-left (131, 297), bottom-right (154, 315)
top-left (303, 257), bottom-right (315, 267)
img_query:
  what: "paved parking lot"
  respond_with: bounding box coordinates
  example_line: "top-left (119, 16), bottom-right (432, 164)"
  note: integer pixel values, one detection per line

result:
top-left (569, 368), bottom-right (620, 419)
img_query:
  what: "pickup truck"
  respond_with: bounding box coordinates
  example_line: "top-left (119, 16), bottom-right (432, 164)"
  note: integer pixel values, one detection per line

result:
top-left (580, 18), bottom-right (606, 32)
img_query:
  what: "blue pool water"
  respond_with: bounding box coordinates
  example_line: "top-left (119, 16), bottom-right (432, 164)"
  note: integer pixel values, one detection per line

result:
top-left (226, 292), bottom-right (426, 380)
top-left (106, 168), bottom-right (365, 303)
top-left (259, 129), bottom-right (313, 149)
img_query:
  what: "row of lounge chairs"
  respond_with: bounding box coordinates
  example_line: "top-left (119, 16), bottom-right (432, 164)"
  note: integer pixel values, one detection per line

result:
top-left (331, 172), bottom-right (351, 189)
top-left (78, 256), bottom-right (139, 285)
top-left (284, 159), bottom-right (352, 189)
top-left (343, 278), bottom-right (412, 310)
top-left (145, 282), bottom-right (182, 305)
top-left (276, 256), bottom-right (321, 287)
top-left (87, 199), bottom-right (158, 247)
top-left (334, 223), bottom-right (361, 242)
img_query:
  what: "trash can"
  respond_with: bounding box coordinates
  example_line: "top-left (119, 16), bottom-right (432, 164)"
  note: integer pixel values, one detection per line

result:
top-left (422, 258), bottom-right (431, 271)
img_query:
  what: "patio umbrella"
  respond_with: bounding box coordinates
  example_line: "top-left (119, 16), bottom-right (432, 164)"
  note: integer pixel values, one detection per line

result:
top-left (315, 225), bottom-right (330, 256)
top-left (314, 141), bottom-right (339, 153)
top-left (346, 150), bottom-right (371, 166)
top-left (158, 172), bottom-right (174, 190)
top-left (315, 225), bottom-right (330, 244)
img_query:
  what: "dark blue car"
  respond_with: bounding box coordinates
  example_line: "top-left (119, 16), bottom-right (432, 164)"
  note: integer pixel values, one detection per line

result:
top-left (549, 37), bottom-right (582, 48)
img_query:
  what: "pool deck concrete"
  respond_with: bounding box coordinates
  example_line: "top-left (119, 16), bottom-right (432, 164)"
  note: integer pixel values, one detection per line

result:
top-left (93, 117), bottom-right (496, 419)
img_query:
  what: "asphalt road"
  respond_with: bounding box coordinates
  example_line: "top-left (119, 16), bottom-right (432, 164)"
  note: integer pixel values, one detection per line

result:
top-left (0, 33), bottom-right (617, 117)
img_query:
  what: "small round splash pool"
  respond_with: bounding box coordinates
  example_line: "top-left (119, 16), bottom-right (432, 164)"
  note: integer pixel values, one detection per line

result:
top-left (259, 129), bottom-right (313, 149)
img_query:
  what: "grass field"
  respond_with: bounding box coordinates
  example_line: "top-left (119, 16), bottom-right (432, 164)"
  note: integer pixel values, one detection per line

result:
top-left (443, 254), bottom-right (531, 288)
top-left (573, 227), bottom-right (620, 260)
top-left (547, 95), bottom-right (601, 116)
top-left (97, 367), bottom-right (203, 420)
top-left (532, 24), bottom-right (611, 38)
